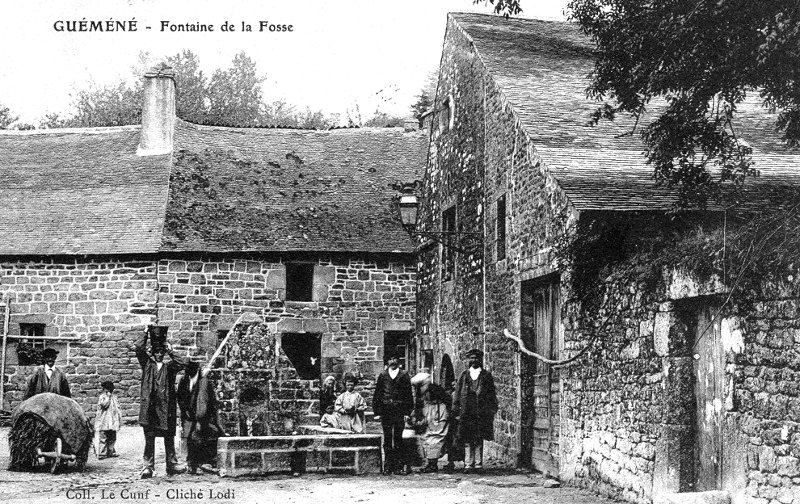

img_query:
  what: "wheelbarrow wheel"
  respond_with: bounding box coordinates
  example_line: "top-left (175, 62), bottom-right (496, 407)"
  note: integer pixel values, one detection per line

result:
top-left (50, 438), bottom-right (62, 474)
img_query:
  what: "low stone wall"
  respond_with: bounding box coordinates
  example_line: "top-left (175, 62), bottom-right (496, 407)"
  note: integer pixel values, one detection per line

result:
top-left (217, 432), bottom-right (382, 476)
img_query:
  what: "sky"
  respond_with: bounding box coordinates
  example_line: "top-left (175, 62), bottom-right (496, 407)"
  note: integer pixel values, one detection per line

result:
top-left (1, 0), bottom-right (569, 125)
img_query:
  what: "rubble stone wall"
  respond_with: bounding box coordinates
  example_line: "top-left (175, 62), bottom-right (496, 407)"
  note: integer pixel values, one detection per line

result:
top-left (0, 254), bottom-right (414, 421)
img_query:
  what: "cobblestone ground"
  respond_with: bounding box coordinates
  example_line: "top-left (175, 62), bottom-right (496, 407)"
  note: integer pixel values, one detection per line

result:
top-left (0, 426), bottom-right (616, 504)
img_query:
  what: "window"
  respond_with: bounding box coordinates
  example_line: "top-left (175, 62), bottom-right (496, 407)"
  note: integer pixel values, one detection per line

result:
top-left (496, 195), bottom-right (507, 260)
top-left (422, 349), bottom-right (434, 374)
top-left (20, 323), bottom-right (46, 338)
top-left (384, 331), bottom-right (412, 370)
top-left (442, 206), bottom-right (456, 281)
top-left (285, 263), bottom-right (314, 301)
top-left (17, 323), bottom-right (46, 366)
top-left (281, 333), bottom-right (321, 380)
top-left (438, 95), bottom-right (454, 134)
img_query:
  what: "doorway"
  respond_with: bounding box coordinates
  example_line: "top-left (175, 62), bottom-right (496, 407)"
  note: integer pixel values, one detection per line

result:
top-left (693, 307), bottom-right (725, 491)
top-left (520, 277), bottom-right (561, 476)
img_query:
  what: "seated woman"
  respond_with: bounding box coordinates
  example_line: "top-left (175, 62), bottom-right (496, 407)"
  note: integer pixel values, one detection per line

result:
top-left (334, 374), bottom-right (367, 433)
top-left (411, 372), bottom-right (450, 473)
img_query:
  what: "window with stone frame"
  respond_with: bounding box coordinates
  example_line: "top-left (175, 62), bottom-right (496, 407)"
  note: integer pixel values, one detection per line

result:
top-left (17, 323), bottom-right (46, 366)
top-left (496, 195), bottom-right (507, 261)
top-left (442, 205), bottom-right (456, 281)
top-left (285, 263), bottom-right (314, 301)
top-left (438, 95), bottom-right (454, 134)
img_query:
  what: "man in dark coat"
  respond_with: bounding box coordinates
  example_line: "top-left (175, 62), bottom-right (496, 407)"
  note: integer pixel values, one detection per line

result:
top-left (453, 348), bottom-right (498, 473)
top-left (24, 347), bottom-right (71, 400)
top-left (373, 356), bottom-right (414, 475)
top-left (177, 361), bottom-right (221, 474)
top-left (135, 328), bottom-right (187, 478)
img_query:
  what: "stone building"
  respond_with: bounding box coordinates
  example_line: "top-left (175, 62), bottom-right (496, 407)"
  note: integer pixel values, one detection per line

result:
top-left (0, 67), bottom-right (425, 421)
top-left (417, 13), bottom-right (800, 504)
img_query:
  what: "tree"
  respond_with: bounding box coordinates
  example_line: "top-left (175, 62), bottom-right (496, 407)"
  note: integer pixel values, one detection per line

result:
top-left (205, 52), bottom-right (266, 126)
top-left (0, 104), bottom-right (19, 129)
top-left (68, 81), bottom-right (142, 127)
top-left (480, 0), bottom-right (800, 208)
top-left (410, 71), bottom-right (438, 119)
top-left (168, 50), bottom-right (209, 124)
top-left (363, 110), bottom-right (404, 127)
top-left (45, 50), bottom-right (334, 129)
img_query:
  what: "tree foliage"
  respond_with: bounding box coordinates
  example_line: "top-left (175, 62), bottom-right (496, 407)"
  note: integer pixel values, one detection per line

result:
top-left (43, 50), bottom-right (334, 129)
top-left (477, 0), bottom-right (800, 208)
top-left (410, 71), bottom-right (438, 119)
top-left (0, 104), bottom-right (19, 129)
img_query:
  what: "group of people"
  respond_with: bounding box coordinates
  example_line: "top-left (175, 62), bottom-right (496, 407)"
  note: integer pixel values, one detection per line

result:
top-left (319, 374), bottom-right (368, 432)
top-left (134, 329), bottom-right (221, 478)
top-left (320, 348), bottom-right (498, 475)
top-left (23, 337), bottom-right (496, 477)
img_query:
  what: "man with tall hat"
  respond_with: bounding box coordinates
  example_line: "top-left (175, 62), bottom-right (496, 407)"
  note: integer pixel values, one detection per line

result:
top-left (135, 326), bottom-right (187, 478)
top-left (373, 355), bottom-right (414, 475)
top-left (452, 348), bottom-right (497, 473)
top-left (24, 347), bottom-right (71, 400)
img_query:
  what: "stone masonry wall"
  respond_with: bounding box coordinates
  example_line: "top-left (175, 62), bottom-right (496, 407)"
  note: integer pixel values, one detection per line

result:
top-left (1, 254), bottom-right (414, 421)
top-left (560, 261), bottom-right (800, 504)
top-left (0, 258), bottom-right (158, 418)
top-left (418, 16), bottom-right (577, 466)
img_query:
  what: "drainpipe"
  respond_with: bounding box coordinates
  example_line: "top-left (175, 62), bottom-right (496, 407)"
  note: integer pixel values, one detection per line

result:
top-left (0, 294), bottom-right (10, 409)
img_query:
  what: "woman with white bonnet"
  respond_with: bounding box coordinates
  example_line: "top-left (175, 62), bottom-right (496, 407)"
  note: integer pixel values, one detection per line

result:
top-left (410, 372), bottom-right (451, 473)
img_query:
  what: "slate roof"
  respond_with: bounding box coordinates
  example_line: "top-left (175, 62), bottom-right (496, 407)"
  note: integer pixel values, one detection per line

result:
top-left (0, 122), bottom-right (425, 256)
top-left (450, 13), bottom-right (800, 211)
top-left (0, 127), bottom-right (171, 255)
top-left (164, 121), bottom-right (425, 253)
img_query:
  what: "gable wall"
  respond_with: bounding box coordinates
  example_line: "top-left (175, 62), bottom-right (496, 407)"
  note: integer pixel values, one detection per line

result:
top-left (419, 16), bottom-right (576, 464)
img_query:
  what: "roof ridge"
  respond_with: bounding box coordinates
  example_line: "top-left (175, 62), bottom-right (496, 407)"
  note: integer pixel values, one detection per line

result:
top-left (0, 125), bottom-right (141, 136)
top-left (175, 118), bottom-right (420, 135)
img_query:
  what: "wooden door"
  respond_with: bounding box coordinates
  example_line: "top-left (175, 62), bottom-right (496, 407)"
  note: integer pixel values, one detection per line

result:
top-left (694, 307), bottom-right (725, 491)
top-left (520, 279), bottom-right (561, 476)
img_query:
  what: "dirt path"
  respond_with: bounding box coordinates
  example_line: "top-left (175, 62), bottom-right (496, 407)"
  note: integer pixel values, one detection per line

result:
top-left (0, 426), bottom-right (615, 504)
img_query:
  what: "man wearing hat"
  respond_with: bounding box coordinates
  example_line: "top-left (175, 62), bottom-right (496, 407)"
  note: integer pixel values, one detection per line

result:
top-left (373, 355), bottom-right (414, 474)
top-left (453, 348), bottom-right (497, 473)
top-left (135, 327), bottom-right (187, 478)
top-left (24, 347), bottom-right (71, 400)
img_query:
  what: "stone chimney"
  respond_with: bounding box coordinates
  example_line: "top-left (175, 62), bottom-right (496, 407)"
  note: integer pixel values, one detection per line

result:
top-left (137, 63), bottom-right (175, 156)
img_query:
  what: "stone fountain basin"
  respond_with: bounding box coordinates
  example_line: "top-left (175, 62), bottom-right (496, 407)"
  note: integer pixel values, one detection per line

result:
top-left (217, 425), bottom-right (382, 476)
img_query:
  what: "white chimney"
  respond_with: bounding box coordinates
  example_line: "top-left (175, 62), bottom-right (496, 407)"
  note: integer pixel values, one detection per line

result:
top-left (137, 63), bottom-right (175, 156)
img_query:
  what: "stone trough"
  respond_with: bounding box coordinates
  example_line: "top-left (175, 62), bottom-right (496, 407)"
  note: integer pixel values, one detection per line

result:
top-left (217, 426), bottom-right (383, 476)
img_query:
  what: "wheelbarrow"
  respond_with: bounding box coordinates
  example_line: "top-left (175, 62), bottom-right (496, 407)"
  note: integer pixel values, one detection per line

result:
top-left (8, 392), bottom-right (93, 473)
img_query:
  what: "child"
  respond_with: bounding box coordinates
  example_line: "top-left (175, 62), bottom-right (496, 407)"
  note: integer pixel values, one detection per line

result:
top-left (320, 404), bottom-right (341, 429)
top-left (335, 374), bottom-right (367, 433)
top-left (95, 380), bottom-right (122, 459)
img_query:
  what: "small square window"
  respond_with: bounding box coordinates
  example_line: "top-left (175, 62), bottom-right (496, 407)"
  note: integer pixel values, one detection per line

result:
top-left (286, 263), bottom-right (314, 301)
top-left (496, 195), bottom-right (507, 260)
top-left (17, 323), bottom-right (46, 366)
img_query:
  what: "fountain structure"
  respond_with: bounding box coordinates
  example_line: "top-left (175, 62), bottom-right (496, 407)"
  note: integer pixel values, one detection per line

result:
top-left (208, 319), bottom-right (383, 476)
